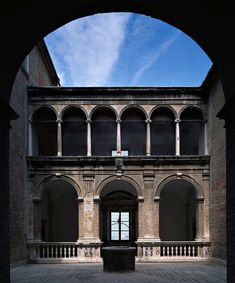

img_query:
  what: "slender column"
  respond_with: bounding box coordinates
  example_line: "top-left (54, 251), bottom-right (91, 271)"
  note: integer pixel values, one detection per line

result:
top-left (28, 120), bottom-right (33, 156)
top-left (204, 120), bottom-right (208, 155)
top-left (146, 119), bottom-right (151, 156)
top-left (195, 198), bottom-right (204, 241)
top-left (175, 119), bottom-right (180, 156)
top-left (116, 119), bottom-right (121, 155)
top-left (87, 120), bottom-right (91, 156)
top-left (57, 119), bottom-right (62, 156)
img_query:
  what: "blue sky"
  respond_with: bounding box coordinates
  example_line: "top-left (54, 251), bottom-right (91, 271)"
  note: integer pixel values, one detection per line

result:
top-left (45, 13), bottom-right (212, 87)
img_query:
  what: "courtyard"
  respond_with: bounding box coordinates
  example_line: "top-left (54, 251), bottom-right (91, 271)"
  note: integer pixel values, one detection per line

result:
top-left (11, 262), bottom-right (226, 283)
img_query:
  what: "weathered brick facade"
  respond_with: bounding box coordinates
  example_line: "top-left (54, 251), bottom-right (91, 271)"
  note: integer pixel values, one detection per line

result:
top-left (9, 41), bottom-right (59, 265)
top-left (206, 74), bottom-right (226, 261)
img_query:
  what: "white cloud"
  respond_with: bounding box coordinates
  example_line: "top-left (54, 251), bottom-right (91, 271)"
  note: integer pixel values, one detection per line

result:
top-left (45, 13), bottom-right (131, 86)
top-left (131, 30), bottom-right (181, 85)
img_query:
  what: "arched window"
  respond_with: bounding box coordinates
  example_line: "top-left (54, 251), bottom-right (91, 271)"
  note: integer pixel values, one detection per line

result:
top-left (151, 108), bottom-right (175, 155)
top-left (91, 108), bottom-right (116, 156)
top-left (32, 107), bottom-right (57, 156)
top-left (121, 108), bottom-right (146, 156)
top-left (160, 179), bottom-right (197, 241)
top-left (41, 179), bottom-right (78, 242)
top-left (62, 108), bottom-right (87, 156)
top-left (180, 108), bottom-right (205, 155)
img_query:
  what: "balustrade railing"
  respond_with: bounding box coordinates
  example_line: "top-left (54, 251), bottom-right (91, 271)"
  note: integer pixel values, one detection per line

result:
top-left (137, 241), bottom-right (210, 261)
top-left (27, 240), bottom-right (210, 263)
top-left (27, 241), bottom-right (102, 263)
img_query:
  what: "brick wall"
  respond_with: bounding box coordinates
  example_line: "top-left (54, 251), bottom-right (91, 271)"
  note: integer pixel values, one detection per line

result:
top-left (207, 79), bottom-right (226, 260)
top-left (9, 42), bottom-right (58, 265)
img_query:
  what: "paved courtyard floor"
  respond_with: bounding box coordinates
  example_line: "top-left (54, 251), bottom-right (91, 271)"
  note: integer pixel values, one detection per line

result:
top-left (11, 262), bottom-right (226, 283)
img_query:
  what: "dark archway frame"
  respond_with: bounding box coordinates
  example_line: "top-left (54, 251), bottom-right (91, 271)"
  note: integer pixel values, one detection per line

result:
top-left (1, 2), bottom-right (235, 281)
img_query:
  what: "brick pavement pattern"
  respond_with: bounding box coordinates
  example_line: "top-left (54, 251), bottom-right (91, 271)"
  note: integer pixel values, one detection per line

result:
top-left (11, 262), bottom-right (226, 283)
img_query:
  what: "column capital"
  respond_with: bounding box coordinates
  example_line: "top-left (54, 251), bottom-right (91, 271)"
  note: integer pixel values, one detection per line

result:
top-left (56, 119), bottom-right (62, 123)
top-left (86, 119), bottom-right (92, 124)
top-left (116, 119), bottom-right (122, 123)
top-left (145, 119), bottom-right (151, 123)
top-left (175, 119), bottom-right (181, 123)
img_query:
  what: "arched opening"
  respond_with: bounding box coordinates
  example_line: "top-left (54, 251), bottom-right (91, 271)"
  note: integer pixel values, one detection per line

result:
top-left (31, 107), bottom-right (57, 156)
top-left (62, 107), bottom-right (87, 156)
top-left (159, 179), bottom-right (197, 241)
top-left (180, 107), bottom-right (205, 155)
top-left (121, 108), bottom-right (146, 155)
top-left (100, 180), bottom-right (138, 247)
top-left (91, 108), bottom-right (116, 156)
top-left (41, 179), bottom-right (78, 242)
top-left (151, 107), bottom-right (175, 155)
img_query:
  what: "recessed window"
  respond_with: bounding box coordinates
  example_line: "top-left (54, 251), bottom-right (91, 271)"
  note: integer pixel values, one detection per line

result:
top-left (111, 212), bottom-right (130, 241)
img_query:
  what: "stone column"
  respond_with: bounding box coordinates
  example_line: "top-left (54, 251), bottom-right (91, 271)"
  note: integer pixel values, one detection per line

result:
top-left (28, 120), bottom-right (33, 156)
top-left (195, 198), bottom-right (204, 241)
top-left (153, 197), bottom-right (161, 240)
top-left (33, 199), bottom-right (42, 241)
top-left (175, 119), bottom-right (180, 156)
top-left (146, 119), bottom-right (151, 156)
top-left (204, 120), bottom-right (208, 155)
top-left (57, 119), bottom-right (62, 156)
top-left (116, 119), bottom-right (121, 155)
top-left (87, 120), bottom-right (91, 156)
top-left (0, 100), bottom-right (18, 283)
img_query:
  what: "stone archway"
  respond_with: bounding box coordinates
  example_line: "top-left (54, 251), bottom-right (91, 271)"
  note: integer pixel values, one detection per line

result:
top-left (159, 179), bottom-right (197, 241)
top-left (34, 178), bottom-right (79, 242)
top-left (99, 179), bottom-right (138, 247)
top-left (1, 3), bottom-right (235, 281)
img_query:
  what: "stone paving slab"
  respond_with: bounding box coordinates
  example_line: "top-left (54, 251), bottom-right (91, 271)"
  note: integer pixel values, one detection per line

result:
top-left (11, 262), bottom-right (226, 283)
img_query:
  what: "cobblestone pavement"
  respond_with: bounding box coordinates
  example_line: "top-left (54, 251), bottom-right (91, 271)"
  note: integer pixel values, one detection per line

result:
top-left (11, 262), bottom-right (226, 283)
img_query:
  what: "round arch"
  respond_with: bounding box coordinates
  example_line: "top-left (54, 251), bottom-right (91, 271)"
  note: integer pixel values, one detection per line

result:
top-left (95, 175), bottom-right (143, 199)
top-left (154, 174), bottom-right (204, 200)
top-left (150, 105), bottom-right (177, 120)
top-left (34, 175), bottom-right (83, 201)
top-left (89, 105), bottom-right (118, 121)
top-left (179, 105), bottom-right (205, 120)
top-left (119, 105), bottom-right (147, 121)
top-left (30, 105), bottom-right (58, 121)
top-left (60, 105), bottom-right (88, 120)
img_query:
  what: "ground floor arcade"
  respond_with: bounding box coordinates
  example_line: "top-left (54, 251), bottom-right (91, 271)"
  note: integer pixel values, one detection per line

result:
top-left (27, 157), bottom-right (210, 263)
